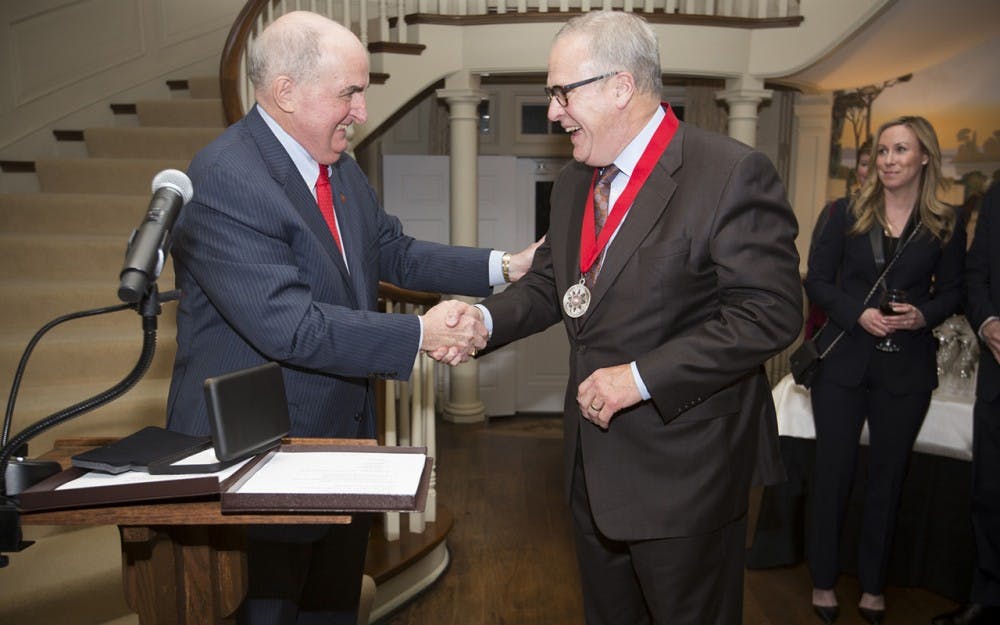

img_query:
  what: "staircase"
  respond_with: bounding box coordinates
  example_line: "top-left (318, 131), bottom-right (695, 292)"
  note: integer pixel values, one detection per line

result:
top-left (1, 76), bottom-right (224, 456)
top-left (0, 77), bottom-right (225, 625)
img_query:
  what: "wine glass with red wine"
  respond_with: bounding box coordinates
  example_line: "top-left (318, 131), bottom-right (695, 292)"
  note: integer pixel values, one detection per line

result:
top-left (876, 288), bottom-right (908, 353)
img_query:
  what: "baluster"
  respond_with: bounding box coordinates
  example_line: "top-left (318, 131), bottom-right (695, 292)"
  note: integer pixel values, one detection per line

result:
top-left (395, 302), bottom-right (412, 446)
top-left (422, 351), bottom-right (437, 524)
top-left (756, 0), bottom-right (766, 18)
top-left (559, 0), bottom-right (569, 13)
top-left (704, 0), bottom-right (714, 16)
top-left (538, 0), bottom-right (548, 13)
top-left (408, 349), bottom-right (426, 534)
top-left (516, 0), bottom-right (527, 13)
top-left (382, 299), bottom-right (401, 541)
top-left (396, 0), bottom-right (407, 44)
top-left (376, 0), bottom-right (389, 43)
top-left (340, 0), bottom-right (351, 35)
top-left (399, 373), bottom-right (412, 447)
top-left (354, 0), bottom-right (365, 44)
top-left (623, 0), bottom-right (634, 13)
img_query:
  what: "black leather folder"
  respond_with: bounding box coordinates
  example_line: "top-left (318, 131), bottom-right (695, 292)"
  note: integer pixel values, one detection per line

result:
top-left (70, 426), bottom-right (210, 474)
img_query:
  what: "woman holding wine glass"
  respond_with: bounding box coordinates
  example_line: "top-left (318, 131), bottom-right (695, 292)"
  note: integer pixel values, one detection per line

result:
top-left (803, 116), bottom-right (966, 624)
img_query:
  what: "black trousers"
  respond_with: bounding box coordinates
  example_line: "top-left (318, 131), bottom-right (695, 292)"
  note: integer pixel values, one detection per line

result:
top-left (971, 395), bottom-right (1000, 606)
top-left (807, 368), bottom-right (930, 594)
top-left (237, 516), bottom-right (372, 625)
top-left (570, 438), bottom-right (746, 625)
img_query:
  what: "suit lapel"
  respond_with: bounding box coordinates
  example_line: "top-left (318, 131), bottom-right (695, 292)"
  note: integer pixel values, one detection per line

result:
top-left (246, 109), bottom-right (355, 298)
top-left (330, 163), bottom-right (371, 308)
top-left (575, 124), bottom-right (684, 329)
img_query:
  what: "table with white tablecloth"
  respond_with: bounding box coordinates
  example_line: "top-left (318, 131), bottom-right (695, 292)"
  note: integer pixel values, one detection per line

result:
top-left (747, 373), bottom-right (977, 601)
top-left (771, 373), bottom-right (975, 460)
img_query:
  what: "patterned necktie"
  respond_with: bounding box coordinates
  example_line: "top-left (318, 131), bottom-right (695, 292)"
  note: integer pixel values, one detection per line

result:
top-left (315, 164), bottom-right (343, 254)
top-left (584, 164), bottom-right (620, 287)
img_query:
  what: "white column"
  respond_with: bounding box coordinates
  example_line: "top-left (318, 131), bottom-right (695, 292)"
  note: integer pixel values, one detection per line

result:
top-left (715, 75), bottom-right (772, 147)
top-left (436, 70), bottom-right (487, 424)
top-left (788, 92), bottom-right (834, 273)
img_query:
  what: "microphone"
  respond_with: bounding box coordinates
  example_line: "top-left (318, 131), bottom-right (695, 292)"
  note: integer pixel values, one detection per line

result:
top-left (117, 169), bottom-right (193, 303)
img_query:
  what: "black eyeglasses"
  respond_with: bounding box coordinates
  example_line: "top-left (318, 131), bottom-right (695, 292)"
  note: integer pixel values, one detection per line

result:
top-left (544, 72), bottom-right (618, 108)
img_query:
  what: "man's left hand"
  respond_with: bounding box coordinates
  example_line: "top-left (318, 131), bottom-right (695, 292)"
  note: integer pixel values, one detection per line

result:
top-left (577, 364), bottom-right (642, 430)
top-left (983, 318), bottom-right (1000, 364)
top-left (506, 235), bottom-right (545, 283)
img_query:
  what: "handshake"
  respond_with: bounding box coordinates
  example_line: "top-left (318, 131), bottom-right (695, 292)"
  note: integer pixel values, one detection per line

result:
top-left (420, 300), bottom-right (488, 366)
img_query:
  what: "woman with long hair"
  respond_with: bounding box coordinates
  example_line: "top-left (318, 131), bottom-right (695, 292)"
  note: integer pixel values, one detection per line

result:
top-left (804, 116), bottom-right (966, 624)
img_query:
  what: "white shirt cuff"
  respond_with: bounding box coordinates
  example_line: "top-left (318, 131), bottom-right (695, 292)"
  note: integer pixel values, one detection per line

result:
top-left (474, 304), bottom-right (494, 338)
top-left (630, 361), bottom-right (651, 401)
top-left (488, 250), bottom-right (506, 286)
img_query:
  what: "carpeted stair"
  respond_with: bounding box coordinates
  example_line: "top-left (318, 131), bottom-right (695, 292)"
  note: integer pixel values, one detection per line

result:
top-left (0, 77), bottom-right (225, 625)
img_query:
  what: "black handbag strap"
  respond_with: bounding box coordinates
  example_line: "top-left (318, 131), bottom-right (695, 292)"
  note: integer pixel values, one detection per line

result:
top-left (815, 222), bottom-right (923, 359)
top-left (869, 225), bottom-right (885, 272)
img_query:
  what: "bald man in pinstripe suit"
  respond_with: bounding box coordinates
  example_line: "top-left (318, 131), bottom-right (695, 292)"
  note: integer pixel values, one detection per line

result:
top-left (165, 12), bottom-right (536, 625)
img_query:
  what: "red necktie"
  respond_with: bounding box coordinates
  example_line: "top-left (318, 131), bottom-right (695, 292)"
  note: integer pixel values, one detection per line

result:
top-left (584, 164), bottom-right (620, 287)
top-left (315, 164), bottom-right (343, 254)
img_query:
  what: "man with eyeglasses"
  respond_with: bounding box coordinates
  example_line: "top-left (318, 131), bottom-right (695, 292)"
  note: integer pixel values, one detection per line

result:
top-left (463, 10), bottom-right (802, 625)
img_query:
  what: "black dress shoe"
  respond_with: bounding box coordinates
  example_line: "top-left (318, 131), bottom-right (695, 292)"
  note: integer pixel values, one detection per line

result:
top-left (812, 604), bottom-right (839, 624)
top-left (932, 604), bottom-right (1000, 625)
top-left (858, 606), bottom-right (885, 625)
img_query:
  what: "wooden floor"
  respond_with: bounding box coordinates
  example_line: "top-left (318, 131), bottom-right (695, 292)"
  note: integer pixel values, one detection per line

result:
top-left (375, 415), bottom-right (957, 625)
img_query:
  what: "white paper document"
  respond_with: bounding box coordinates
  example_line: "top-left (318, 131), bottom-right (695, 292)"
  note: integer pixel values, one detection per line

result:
top-left (56, 451), bottom-right (251, 491)
top-left (235, 451), bottom-right (426, 496)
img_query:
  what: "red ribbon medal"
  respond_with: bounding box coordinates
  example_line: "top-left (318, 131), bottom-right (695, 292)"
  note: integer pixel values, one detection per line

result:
top-left (578, 104), bottom-right (679, 275)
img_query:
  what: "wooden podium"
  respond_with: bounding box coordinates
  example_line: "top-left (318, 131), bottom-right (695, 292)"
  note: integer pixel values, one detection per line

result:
top-left (19, 437), bottom-right (368, 625)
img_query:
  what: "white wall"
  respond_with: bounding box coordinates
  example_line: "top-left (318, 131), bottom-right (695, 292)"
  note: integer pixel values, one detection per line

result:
top-left (0, 0), bottom-right (244, 159)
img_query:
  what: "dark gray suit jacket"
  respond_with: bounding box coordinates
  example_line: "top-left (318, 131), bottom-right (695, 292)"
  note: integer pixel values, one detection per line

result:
top-left (482, 121), bottom-right (802, 541)
top-left (166, 107), bottom-right (492, 439)
top-left (967, 182), bottom-right (1000, 403)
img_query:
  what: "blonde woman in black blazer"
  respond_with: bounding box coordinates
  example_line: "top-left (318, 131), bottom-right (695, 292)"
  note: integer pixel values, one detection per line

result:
top-left (804, 116), bottom-right (966, 624)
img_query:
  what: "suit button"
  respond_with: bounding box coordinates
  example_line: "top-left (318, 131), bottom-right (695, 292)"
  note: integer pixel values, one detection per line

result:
top-left (578, 345), bottom-right (587, 353)
top-left (354, 412), bottom-right (363, 422)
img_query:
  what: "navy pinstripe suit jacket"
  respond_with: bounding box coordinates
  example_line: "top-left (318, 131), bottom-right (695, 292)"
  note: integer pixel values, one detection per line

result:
top-left (166, 107), bottom-right (491, 439)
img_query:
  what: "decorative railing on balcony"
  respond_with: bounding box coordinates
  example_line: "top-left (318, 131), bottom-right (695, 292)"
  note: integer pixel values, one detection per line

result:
top-left (220, 0), bottom-right (802, 125)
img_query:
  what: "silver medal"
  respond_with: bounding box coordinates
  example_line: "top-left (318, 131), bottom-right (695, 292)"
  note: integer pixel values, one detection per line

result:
top-left (563, 278), bottom-right (591, 318)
